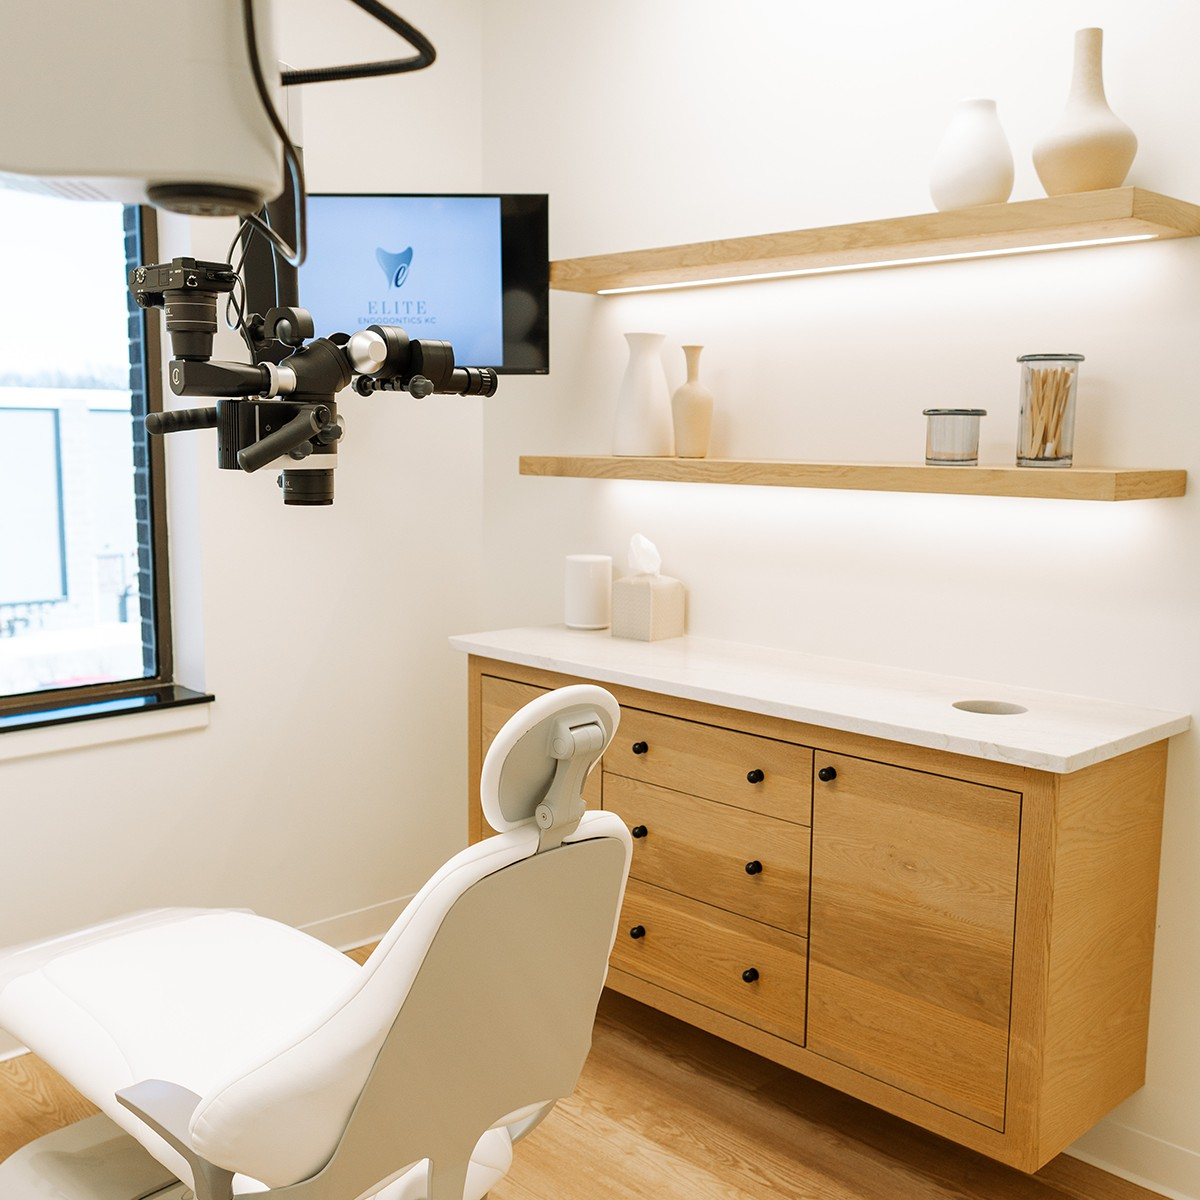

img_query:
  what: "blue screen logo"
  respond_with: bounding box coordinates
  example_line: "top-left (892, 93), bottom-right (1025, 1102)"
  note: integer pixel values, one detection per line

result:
top-left (376, 246), bottom-right (413, 289)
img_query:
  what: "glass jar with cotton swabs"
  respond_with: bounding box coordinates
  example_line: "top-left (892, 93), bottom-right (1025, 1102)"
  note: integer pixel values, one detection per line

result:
top-left (1016, 353), bottom-right (1083, 467)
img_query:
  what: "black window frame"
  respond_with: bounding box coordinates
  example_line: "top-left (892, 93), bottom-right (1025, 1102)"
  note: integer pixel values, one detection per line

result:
top-left (0, 205), bottom-right (211, 730)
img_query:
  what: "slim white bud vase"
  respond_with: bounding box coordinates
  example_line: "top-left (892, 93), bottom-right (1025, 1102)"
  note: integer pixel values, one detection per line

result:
top-left (613, 332), bottom-right (673, 456)
top-left (671, 345), bottom-right (714, 458)
top-left (1033, 27), bottom-right (1137, 196)
top-left (929, 98), bottom-right (1014, 211)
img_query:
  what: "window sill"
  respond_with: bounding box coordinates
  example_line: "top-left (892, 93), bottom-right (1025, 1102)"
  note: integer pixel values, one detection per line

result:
top-left (0, 686), bottom-right (213, 763)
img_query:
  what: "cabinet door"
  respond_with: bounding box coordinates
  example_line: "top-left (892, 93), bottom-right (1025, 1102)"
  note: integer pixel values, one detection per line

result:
top-left (808, 752), bottom-right (1020, 1130)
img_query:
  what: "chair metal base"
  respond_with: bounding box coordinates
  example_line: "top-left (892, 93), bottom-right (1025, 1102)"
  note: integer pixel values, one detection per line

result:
top-left (0, 1114), bottom-right (186, 1200)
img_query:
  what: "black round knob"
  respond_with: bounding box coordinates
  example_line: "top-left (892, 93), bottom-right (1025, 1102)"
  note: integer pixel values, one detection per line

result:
top-left (629, 925), bottom-right (646, 939)
top-left (818, 766), bottom-right (838, 782)
top-left (746, 768), bottom-right (765, 784)
top-left (631, 741), bottom-right (649, 755)
top-left (742, 967), bottom-right (760, 983)
top-left (744, 860), bottom-right (763, 875)
top-left (631, 825), bottom-right (648, 839)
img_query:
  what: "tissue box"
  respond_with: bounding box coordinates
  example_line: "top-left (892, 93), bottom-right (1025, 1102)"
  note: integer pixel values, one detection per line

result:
top-left (612, 574), bottom-right (685, 641)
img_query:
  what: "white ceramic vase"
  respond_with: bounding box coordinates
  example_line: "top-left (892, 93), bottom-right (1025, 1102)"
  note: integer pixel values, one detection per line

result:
top-left (613, 332), bottom-right (673, 456)
top-left (1032, 27), bottom-right (1137, 196)
top-left (929, 98), bottom-right (1014, 211)
top-left (671, 345), bottom-right (714, 458)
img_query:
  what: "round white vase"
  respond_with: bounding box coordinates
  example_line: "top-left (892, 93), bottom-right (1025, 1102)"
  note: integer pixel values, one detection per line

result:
top-left (671, 345), bottom-right (714, 458)
top-left (929, 98), bottom-right (1014, 211)
top-left (1032, 27), bottom-right (1137, 196)
top-left (613, 332), bottom-right (673, 456)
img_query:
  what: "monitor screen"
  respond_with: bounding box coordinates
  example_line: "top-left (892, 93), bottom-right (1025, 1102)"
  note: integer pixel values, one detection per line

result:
top-left (299, 193), bottom-right (549, 374)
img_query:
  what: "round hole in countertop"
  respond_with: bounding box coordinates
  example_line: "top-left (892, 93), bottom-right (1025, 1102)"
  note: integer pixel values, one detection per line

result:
top-left (953, 699), bottom-right (1029, 716)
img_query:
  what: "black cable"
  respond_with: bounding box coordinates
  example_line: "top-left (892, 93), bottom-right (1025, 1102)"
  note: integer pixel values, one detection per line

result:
top-left (280, 1), bottom-right (435, 86)
top-left (224, 219), bottom-right (258, 352)
top-left (233, 1), bottom-right (437, 335)
top-left (241, 0), bottom-right (306, 267)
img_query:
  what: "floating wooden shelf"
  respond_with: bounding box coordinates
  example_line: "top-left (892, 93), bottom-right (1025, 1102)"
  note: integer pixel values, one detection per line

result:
top-left (549, 188), bottom-right (1200, 293)
top-left (519, 456), bottom-right (1187, 502)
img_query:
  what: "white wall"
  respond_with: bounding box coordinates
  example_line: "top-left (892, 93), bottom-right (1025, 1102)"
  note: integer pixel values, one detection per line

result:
top-left (3, 2), bottom-right (1198, 1194)
top-left (0, 0), bottom-right (486, 950)
top-left (477, 2), bottom-right (1200, 1196)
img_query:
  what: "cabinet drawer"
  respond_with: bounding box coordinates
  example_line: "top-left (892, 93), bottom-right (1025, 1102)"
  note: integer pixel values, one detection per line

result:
top-left (606, 707), bottom-right (813, 824)
top-left (479, 675), bottom-right (601, 812)
top-left (605, 774), bottom-right (810, 934)
top-left (612, 880), bottom-right (808, 1046)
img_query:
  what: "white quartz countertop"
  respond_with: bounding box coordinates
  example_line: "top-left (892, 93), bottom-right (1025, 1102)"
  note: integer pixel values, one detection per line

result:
top-left (449, 626), bottom-right (1191, 774)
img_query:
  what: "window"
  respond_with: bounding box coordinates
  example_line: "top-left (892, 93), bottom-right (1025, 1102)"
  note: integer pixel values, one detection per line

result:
top-left (0, 192), bottom-right (182, 722)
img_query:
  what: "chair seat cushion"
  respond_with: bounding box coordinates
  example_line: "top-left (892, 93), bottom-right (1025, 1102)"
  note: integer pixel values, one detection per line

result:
top-left (0, 908), bottom-right (360, 1186)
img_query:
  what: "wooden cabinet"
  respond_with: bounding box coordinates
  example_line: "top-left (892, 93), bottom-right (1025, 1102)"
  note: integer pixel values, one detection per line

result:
top-left (465, 655), bottom-right (1169, 1172)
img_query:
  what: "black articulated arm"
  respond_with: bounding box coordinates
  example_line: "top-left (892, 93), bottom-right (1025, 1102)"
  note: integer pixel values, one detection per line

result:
top-left (116, 1080), bottom-right (235, 1200)
top-left (130, 258), bottom-right (496, 507)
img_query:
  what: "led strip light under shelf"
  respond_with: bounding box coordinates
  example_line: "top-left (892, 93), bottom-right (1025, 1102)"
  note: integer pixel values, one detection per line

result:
top-left (595, 233), bottom-right (1159, 294)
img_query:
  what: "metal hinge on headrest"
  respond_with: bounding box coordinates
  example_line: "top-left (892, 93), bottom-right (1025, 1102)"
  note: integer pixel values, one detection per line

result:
top-left (535, 713), bottom-right (606, 851)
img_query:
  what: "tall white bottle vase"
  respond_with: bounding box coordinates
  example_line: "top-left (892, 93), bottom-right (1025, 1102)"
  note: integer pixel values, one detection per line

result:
top-left (929, 98), bottom-right (1015, 211)
top-left (613, 332), bottom-right (674, 456)
top-left (1033, 27), bottom-right (1137, 196)
top-left (671, 344), bottom-right (714, 458)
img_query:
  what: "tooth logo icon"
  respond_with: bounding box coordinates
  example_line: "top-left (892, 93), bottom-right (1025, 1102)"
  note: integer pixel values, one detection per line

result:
top-left (376, 246), bottom-right (413, 288)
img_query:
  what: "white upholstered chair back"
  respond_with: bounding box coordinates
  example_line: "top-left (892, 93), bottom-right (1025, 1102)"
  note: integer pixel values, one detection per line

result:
top-left (186, 684), bottom-right (631, 1199)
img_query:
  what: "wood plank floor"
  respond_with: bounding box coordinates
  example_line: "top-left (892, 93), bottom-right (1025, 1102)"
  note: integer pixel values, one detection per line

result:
top-left (0, 988), bottom-right (1165, 1200)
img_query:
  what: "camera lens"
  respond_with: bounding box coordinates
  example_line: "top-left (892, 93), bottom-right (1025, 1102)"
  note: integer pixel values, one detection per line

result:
top-left (164, 292), bottom-right (219, 361)
top-left (278, 468), bottom-right (334, 506)
top-left (452, 367), bottom-right (499, 397)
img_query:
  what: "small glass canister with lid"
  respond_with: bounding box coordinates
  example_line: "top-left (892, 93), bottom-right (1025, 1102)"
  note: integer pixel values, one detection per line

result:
top-left (923, 408), bottom-right (986, 465)
top-left (1016, 353), bottom-right (1083, 467)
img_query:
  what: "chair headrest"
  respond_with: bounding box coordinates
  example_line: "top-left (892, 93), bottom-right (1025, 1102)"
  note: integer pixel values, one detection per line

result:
top-left (480, 684), bottom-right (619, 847)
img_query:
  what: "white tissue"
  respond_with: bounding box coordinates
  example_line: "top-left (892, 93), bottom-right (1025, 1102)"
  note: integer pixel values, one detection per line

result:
top-left (628, 533), bottom-right (662, 577)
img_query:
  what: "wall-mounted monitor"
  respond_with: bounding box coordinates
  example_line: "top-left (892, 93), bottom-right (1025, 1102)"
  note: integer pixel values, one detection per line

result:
top-left (299, 193), bottom-right (549, 374)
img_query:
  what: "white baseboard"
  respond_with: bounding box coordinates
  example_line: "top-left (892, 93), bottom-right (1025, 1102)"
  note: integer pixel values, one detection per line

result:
top-left (0, 896), bottom-right (414, 1065)
top-left (298, 894), bottom-right (414, 953)
top-left (1068, 1119), bottom-right (1200, 1200)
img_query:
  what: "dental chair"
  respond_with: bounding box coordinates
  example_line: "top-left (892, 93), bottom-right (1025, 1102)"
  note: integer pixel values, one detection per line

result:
top-left (0, 684), bottom-right (631, 1200)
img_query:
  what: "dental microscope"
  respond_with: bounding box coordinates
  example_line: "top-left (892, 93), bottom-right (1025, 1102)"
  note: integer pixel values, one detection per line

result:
top-left (130, 255), bottom-right (498, 506)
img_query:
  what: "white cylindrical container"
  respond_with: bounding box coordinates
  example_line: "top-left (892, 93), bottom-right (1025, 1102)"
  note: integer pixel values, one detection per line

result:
top-left (564, 555), bottom-right (612, 629)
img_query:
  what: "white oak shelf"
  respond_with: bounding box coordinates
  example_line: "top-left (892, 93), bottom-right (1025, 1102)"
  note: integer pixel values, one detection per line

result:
top-left (548, 187), bottom-right (1200, 293)
top-left (519, 456), bottom-right (1187, 502)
